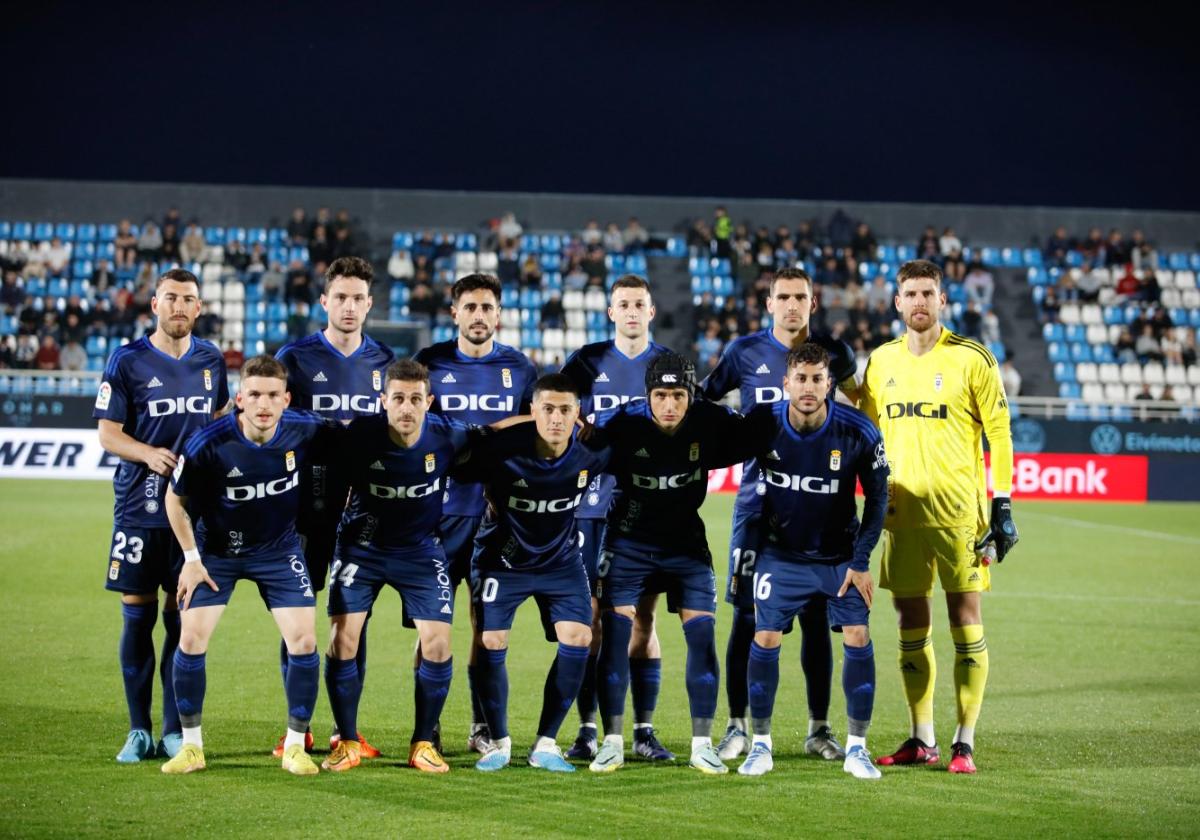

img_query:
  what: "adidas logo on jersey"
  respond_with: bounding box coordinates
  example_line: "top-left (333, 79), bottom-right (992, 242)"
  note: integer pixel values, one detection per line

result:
top-left (886, 377), bottom-right (897, 388)
top-left (765, 450), bottom-right (780, 460)
top-left (226, 467), bottom-right (243, 478)
top-left (440, 603), bottom-right (452, 615)
top-left (313, 371), bottom-right (328, 382)
top-left (634, 448), bottom-right (650, 457)
top-left (595, 372), bottom-right (610, 382)
top-left (441, 372), bottom-right (457, 383)
top-left (513, 479), bottom-right (529, 487)
top-left (147, 376), bottom-right (163, 388)
top-left (755, 363), bottom-right (771, 375)
top-left (369, 460), bottom-right (385, 470)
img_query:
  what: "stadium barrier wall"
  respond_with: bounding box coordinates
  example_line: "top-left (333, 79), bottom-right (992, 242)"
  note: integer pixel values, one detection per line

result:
top-left (4, 394), bottom-right (1198, 501)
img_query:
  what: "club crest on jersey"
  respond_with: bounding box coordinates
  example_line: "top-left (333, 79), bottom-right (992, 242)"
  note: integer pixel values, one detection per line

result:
top-left (109, 559), bottom-right (120, 580)
top-left (830, 449), bottom-right (842, 471)
top-left (425, 453), bottom-right (436, 473)
top-left (285, 450), bottom-right (296, 471)
top-left (204, 369), bottom-right (213, 391)
top-left (373, 369), bottom-right (382, 391)
top-left (502, 368), bottom-right (513, 388)
top-left (689, 442), bottom-right (700, 462)
top-left (578, 469), bottom-right (589, 488)
top-left (934, 373), bottom-right (943, 392)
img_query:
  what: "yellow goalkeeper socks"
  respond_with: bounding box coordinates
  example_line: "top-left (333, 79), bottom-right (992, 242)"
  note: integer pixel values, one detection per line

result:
top-left (898, 627), bottom-right (936, 745)
top-left (951, 624), bottom-right (988, 748)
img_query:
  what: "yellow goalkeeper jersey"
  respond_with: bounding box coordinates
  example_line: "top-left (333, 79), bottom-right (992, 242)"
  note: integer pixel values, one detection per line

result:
top-left (859, 327), bottom-right (1013, 531)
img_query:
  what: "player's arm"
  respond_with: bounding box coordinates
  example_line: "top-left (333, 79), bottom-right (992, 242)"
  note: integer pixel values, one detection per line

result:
top-left (827, 337), bottom-right (862, 406)
top-left (838, 431), bottom-right (890, 608)
top-left (856, 354), bottom-right (880, 426)
top-left (697, 341), bottom-right (740, 401)
top-left (166, 458), bottom-right (218, 609)
top-left (98, 419), bottom-right (178, 476)
top-left (973, 356), bottom-right (1019, 561)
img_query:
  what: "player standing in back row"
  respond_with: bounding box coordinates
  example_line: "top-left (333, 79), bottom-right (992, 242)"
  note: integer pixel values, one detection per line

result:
top-left (95, 268), bottom-right (229, 764)
top-left (414, 273), bottom-right (537, 753)
top-left (559, 274), bottom-right (671, 761)
top-left (275, 256), bottom-right (394, 758)
top-left (698, 267), bottom-right (859, 762)
top-left (858, 259), bottom-right (1018, 774)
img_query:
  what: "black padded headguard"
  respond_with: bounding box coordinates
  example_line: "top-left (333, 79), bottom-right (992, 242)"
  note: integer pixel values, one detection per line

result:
top-left (644, 351), bottom-right (697, 399)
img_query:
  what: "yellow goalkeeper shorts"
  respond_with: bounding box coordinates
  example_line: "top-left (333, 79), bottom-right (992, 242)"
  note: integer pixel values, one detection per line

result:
top-left (879, 525), bottom-right (991, 598)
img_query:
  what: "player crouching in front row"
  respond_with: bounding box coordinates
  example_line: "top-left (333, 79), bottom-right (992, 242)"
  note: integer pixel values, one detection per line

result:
top-left (162, 355), bottom-right (339, 775)
top-left (737, 343), bottom-right (890, 779)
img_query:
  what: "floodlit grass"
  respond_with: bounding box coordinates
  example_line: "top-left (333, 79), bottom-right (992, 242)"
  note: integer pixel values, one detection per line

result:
top-left (2, 481), bottom-right (1198, 838)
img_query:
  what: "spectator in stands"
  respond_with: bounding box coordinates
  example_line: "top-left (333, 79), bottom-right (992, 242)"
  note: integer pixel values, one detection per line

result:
top-left (695, 320), bottom-right (723, 374)
top-left (520, 254), bottom-right (543, 288)
top-left (1039, 286), bottom-right (1061, 323)
top-left (540, 290), bottom-right (565, 328)
top-left (433, 233), bottom-right (455, 261)
top-left (16, 334), bottom-right (38, 368)
top-left (331, 224), bottom-right (352, 260)
top-left (981, 308), bottom-right (1001, 345)
top-left (60, 339), bottom-right (86, 371)
top-left (413, 230), bottom-right (436, 262)
top-left (114, 219), bottom-right (138, 269)
top-left (1134, 383), bottom-right (1154, 401)
top-left (850, 222), bottom-right (877, 262)
top-left (822, 285), bottom-right (850, 329)
top-left (407, 283), bottom-right (440, 323)
top-left (34, 334), bottom-right (60, 370)
top-left (287, 207), bottom-right (309, 244)
top-left (137, 221), bottom-right (163, 263)
top-left (89, 298), bottom-right (112, 336)
top-left (602, 223), bottom-right (623, 254)
top-left (160, 224), bottom-right (181, 263)
top-left (1130, 230), bottom-right (1158, 273)
top-left (865, 275), bottom-right (891, 311)
top-left (1160, 385), bottom-right (1176, 404)
top-left (133, 310), bottom-right (154, 339)
top-left (795, 220), bottom-right (817, 255)
top-left (868, 299), bottom-right (892, 332)
top-left (1150, 308), bottom-right (1174, 337)
top-left (18, 296), bottom-right (40, 335)
top-left (1114, 265), bottom-right (1140, 302)
top-left (1055, 272), bottom-right (1079, 302)
top-left (21, 245), bottom-right (46, 279)
top-left (44, 237), bottom-right (71, 276)
top-left (564, 262), bottom-right (588, 292)
top-left (1180, 330), bottom-right (1197, 367)
top-left (313, 207), bottom-right (333, 236)
top-left (963, 258), bottom-right (995, 307)
top-left (1079, 227), bottom-right (1104, 266)
top-left (687, 218), bottom-right (712, 256)
top-left (1103, 229), bottom-right (1130, 268)
top-left (388, 249), bottom-right (415, 281)
top-left (961, 302), bottom-right (983, 340)
top-left (334, 208), bottom-right (353, 235)
top-left (917, 225), bottom-right (939, 260)
top-left (1115, 328), bottom-right (1137, 364)
top-left (1044, 226), bottom-right (1072, 267)
top-left (815, 253), bottom-right (843, 288)
top-left (195, 302), bottom-right (222, 340)
top-left (285, 260), bottom-right (313, 304)
top-left (1136, 324), bottom-right (1164, 364)
top-left (774, 237), bottom-right (799, 269)
top-left (713, 207), bottom-right (732, 258)
top-left (180, 223), bottom-right (206, 263)
top-left (287, 301), bottom-right (311, 339)
top-left (827, 209), bottom-right (854, 249)
top-left (498, 212), bottom-right (523, 246)
top-left (1, 271), bottom-right (22, 313)
top-left (262, 261), bottom-right (285, 298)
top-left (223, 341), bottom-right (244, 371)
top-left (0, 335), bottom-right (15, 369)
top-left (940, 227), bottom-right (965, 281)
top-left (224, 240), bottom-right (250, 273)
top-left (755, 241), bottom-right (776, 276)
top-left (1075, 267), bottom-right (1102, 303)
top-left (111, 294), bottom-right (134, 339)
top-left (163, 207), bottom-right (183, 232)
top-left (246, 244), bottom-right (267, 279)
top-left (61, 311), bottom-right (87, 346)
top-left (582, 245), bottom-right (606, 282)
top-left (1162, 329), bottom-right (1184, 367)
top-left (1001, 359), bottom-right (1021, 396)
top-left (309, 225), bottom-right (332, 265)
top-left (1137, 270), bottom-right (1161, 304)
top-left (581, 220), bottom-right (603, 247)
top-left (623, 217), bottom-right (649, 253)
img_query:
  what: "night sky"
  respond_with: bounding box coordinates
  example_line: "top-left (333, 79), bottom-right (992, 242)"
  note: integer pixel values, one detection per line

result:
top-left (4, 1), bottom-right (1198, 211)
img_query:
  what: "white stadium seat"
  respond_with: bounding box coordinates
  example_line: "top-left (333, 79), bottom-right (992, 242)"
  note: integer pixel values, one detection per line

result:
top-left (1143, 363), bottom-right (1165, 385)
top-left (500, 309), bottom-right (519, 328)
top-left (584, 289), bottom-right (606, 311)
top-left (1075, 362), bottom-right (1098, 384)
top-left (455, 252), bottom-right (477, 271)
top-left (1058, 304), bottom-right (1081, 324)
top-left (1189, 366), bottom-right (1200, 387)
top-left (563, 290), bottom-right (584, 310)
top-left (1098, 363), bottom-right (1121, 384)
top-left (201, 279), bottom-right (222, 300)
top-left (1081, 383), bottom-right (1105, 402)
top-left (565, 310), bottom-right (586, 330)
top-left (542, 329), bottom-right (565, 351)
top-left (477, 251), bottom-right (499, 271)
top-left (222, 302), bottom-right (244, 322)
top-left (222, 321), bottom-right (244, 341)
top-left (223, 282), bottom-right (245, 302)
top-left (1175, 270), bottom-right (1196, 289)
top-left (1103, 383), bottom-right (1127, 403)
top-left (1081, 305), bottom-right (1102, 325)
top-left (1086, 325), bottom-right (1108, 345)
top-left (1120, 363), bottom-right (1143, 385)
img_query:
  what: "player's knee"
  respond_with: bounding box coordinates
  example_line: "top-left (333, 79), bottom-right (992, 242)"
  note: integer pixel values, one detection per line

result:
top-left (480, 630), bottom-right (508, 651)
top-left (121, 592), bottom-right (158, 606)
top-left (946, 592), bottom-right (982, 627)
top-left (418, 628), bottom-right (452, 662)
top-left (842, 625), bottom-right (870, 647)
top-left (753, 630), bottom-right (783, 649)
top-left (557, 622), bottom-right (592, 648)
top-left (287, 632), bottom-right (317, 655)
top-left (178, 627), bottom-right (209, 654)
top-left (892, 595), bottom-right (932, 629)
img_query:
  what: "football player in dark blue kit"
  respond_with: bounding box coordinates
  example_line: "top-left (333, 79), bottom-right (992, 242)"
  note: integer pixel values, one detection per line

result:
top-left (734, 343), bottom-right (888, 780)
top-left (455, 374), bottom-right (609, 773)
top-left (414, 273), bottom-right (536, 753)
top-left (698, 267), bottom-right (860, 761)
top-left (274, 256), bottom-right (394, 758)
top-left (161, 355), bottom-right (337, 776)
top-left (94, 268), bottom-right (229, 764)
top-left (559, 274), bottom-right (671, 761)
top-left (321, 359), bottom-right (476, 775)
top-left (587, 353), bottom-right (765, 775)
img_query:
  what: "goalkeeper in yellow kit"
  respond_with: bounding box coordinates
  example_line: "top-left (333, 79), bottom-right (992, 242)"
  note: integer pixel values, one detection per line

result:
top-left (859, 259), bottom-right (1019, 774)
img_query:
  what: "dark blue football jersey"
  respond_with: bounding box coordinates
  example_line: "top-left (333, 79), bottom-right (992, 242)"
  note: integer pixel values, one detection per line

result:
top-left (560, 339), bottom-right (670, 520)
top-left (453, 424), bottom-right (610, 571)
top-left (171, 410), bottom-right (336, 559)
top-left (595, 399), bottom-right (758, 557)
top-left (93, 336), bottom-right (229, 528)
top-left (337, 413), bottom-right (474, 556)
top-left (748, 399), bottom-right (888, 571)
top-left (413, 340), bottom-right (537, 517)
top-left (275, 331), bottom-right (395, 420)
top-left (698, 328), bottom-right (855, 511)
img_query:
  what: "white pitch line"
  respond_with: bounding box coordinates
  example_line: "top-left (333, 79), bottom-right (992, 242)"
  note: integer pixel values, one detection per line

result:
top-left (1019, 510), bottom-right (1200, 546)
top-left (991, 591), bottom-right (1200, 607)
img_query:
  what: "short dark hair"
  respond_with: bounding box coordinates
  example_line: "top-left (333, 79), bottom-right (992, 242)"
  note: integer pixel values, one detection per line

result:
top-left (610, 274), bottom-right (651, 297)
top-left (451, 273), bottom-right (502, 303)
top-left (325, 256), bottom-right (373, 292)
top-left (156, 268), bottom-right (199, 292)
top-left (241, 354), bottom-right (288, 382)
top-left (532, 373), bottom-right (579, 401)
top-left (769, 266), bottom-right (814, 295)
top-left (385, 359), bottom-right (430, 390)
top-left (786, 342), bottom-right (831, 371)
top-left (896, 259), bottom-right (943, 287)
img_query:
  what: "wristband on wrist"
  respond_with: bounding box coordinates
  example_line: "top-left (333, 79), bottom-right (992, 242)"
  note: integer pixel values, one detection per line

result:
top-left (183, 548), bottom-right (201, 564)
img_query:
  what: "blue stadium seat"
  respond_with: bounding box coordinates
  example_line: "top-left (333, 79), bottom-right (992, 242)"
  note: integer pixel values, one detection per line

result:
top-left (1066, 401), bottom-right (1090, 421)
top-left (34, 222), bottom-right (54, 241)
top-left (1089, 404), bottom-right (1110, 421)
top-left (47, 278), bottom-right (69, 297)
top-left (1190, 253), bottom-right (1200, 272)
top-left (520, 308), bottom-right (538, 327)
top-left (55, 223), bottom-right (76, 241)
top-left (246, 228), bottom-right (268, 246)
top-left (388, 305), bottom-right (407, 320)
top-left (520, 234), bottom-right (540, 253)
top-left (456, 233), bottom-right (478, 251)
top-left (1069, 343), bottom-right (1092, 363)
top-left (501, 287), bottom-right (519, 307)
top-left (391, 231), bottom-right (414, 250)
top-left (34, 377), bottom-right (56, 395)
top-left (266, 302), bottom-right (288, 322)
top-left (96, 242), bottom-right (115, 260)
top-left (0, 315), bottom-right (15, 334)
top-left (520, 288), bottom-right (543, 308)
top-left (288, 246), bottom-right (310, 263)
top-left (586, 310), bottom-right (606, 329)
top-left (1102, 306), bottom-right (1123, 325)
top-left (12, 222), bottom-right (32, 240)
top-left (605, 254), bottom-right (625, 272)
top-left (1168, 252), bottom-right (1188, 271)
top-left (205, 226), bottom-right (225, 245)
top-left (25, 278), bottom-right (46, 296)
top-left (1170, 308), bottom-right (1189, 327)
top-left (989, 343), bottom-right (1006, 363)
top-left (691, 276), bottom-right (714, 295)
top-left (1092, 344), bottom-right (1115, 364)
top-left (1042, 323), bottom-right (1064, 342)
top-left (73, 259), bottom-right (93, 279)
top-left (1064, 324), bottom-right (1086, 343)
top-left (1190, 311), bottom-right (1200, 329)
top-left (713, 276), bottom-right (736, 296)
top-left (268, 228), bottom-right (288, 245)
top-left (1027, 267), bottom-right (1049, 286)
top-left (389, 285), bottom-right (410, 304)
top-left (244, 283), bottom-right (263, 304)
top-left (1000, 248), bottom-right (1022, 268)
top-left (69, 279), bottom-right (89, 297)
top-left (267, 322), bottom-right (288, 343)
top-left (877, 245), bottom-right (898, 263)
top-left (87, 357), bottom-right (105, 372)
top-left (1047, 343), bottom-right (1068, 363)
top-left (666, 237), bottom-right (687, 258)
top-left (244, 321), bottom-right (266, 342)
top-left (540, 234), bottom-right (561, 253)
top-left (1023, 248), bottom-right (1043, 267)
top-left (225, 228), bottom-right (246, 245)
top-left (859, 262), bottom-right (878, 281)
top-left (626, 254), bottom-right (648, 274)
top-left (1066, 251), bottom-right (1084, 267)
top-left (86, 335), bottom-right (108, 356)
top-left (543, 272), bottom-right (563, 291)
top-left (979, 247), bottom-right (999, 265)
top-left (1058, 382), bottom-right (1081, 399)
top-left (0, 222), bottom-right (10, 239)
top-left (521, 328), bottom-right (541, 348)
top-left (97, 223), bottom-right (117, 242)
top-left (896, 245), bottom-right (916, 262)
top-left (75, 223), bottom-right (97, 242)
top-left (1111, 405), bottom-right (1133, 422)
top-left (689, 256), bottom-right (711, 276)
top-left (1053, 361), bottom-right (1076, 382)
top-left (75, 242), bottom-right (96, 259)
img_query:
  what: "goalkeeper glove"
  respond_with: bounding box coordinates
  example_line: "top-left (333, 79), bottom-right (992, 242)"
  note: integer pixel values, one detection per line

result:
top-left (977, 497), bottom-right (1019, 562)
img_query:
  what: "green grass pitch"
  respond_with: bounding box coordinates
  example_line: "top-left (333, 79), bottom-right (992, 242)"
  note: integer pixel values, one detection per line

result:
top-left (2, 480), bottom-right (1199, 838)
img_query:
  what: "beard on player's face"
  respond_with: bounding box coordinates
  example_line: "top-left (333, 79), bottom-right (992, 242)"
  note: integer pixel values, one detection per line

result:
top-left (461, 322), bottom-right (495, 345)
top-left (159, 313), bottom-right (195, 338)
